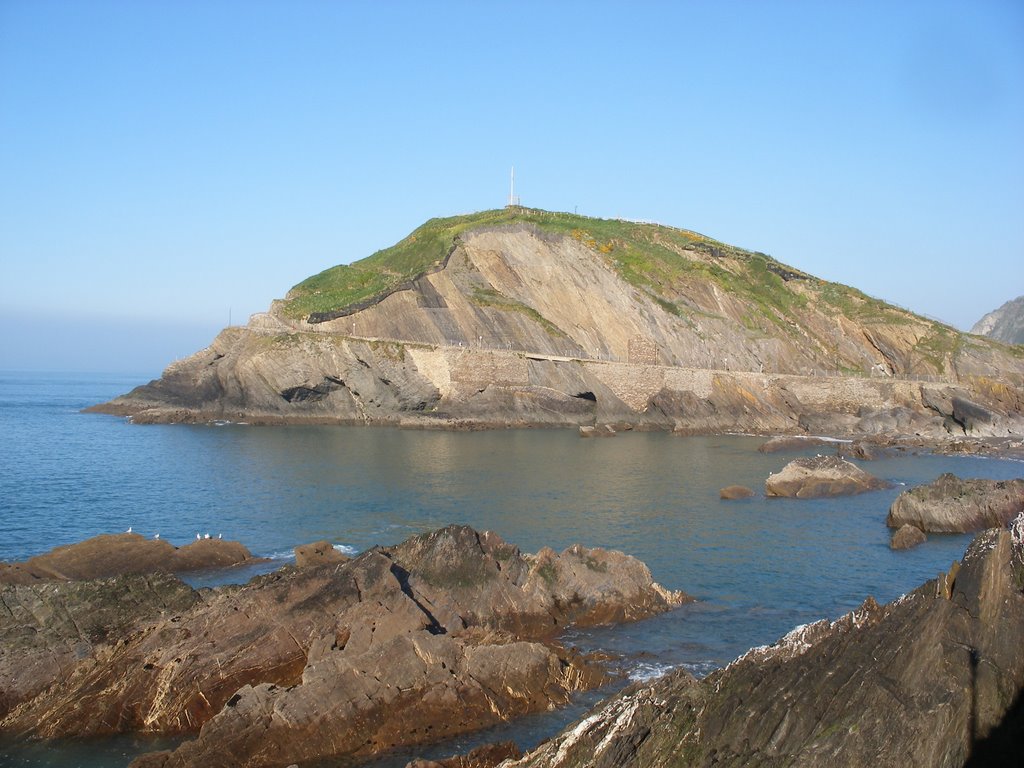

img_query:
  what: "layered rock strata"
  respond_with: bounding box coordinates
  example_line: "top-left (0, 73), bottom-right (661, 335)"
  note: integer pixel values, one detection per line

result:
top-left (0, 526), bottom-right (686, 768)
top-left (504, 516), bottom-right (1024, 768)
top-left (88, 217), bottom-right (1024, 437)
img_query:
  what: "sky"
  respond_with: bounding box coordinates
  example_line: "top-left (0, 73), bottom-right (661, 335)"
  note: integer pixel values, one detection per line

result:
top-left (1, 0), bottom-right (1022, 375)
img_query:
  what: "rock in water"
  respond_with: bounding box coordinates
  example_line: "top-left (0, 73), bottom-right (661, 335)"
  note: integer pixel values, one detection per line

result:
top-left (503, 516), bottom-right (1024, 768)
top-left (719, 485), bottom-right (755, 500)
top-left (765, 455), bottom-right (891, 498)
top-left (0, 526), bottom-right (686, 768)
top-left (890, 523), bottom-right (927, 550)
top-left (0, 532), bottom-right (254, 585)
top-left (887, 473), bottom-right (1024, 533)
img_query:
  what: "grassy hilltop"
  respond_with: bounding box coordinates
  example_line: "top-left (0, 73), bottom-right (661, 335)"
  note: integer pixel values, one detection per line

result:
top-left (282, 207), bottom-right (920, 337)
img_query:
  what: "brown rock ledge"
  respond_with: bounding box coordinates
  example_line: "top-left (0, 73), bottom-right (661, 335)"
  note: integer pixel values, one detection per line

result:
top-left (0, 526), bottom-right (687, 768)
top-left (0, 532), bottom-right (254, 585)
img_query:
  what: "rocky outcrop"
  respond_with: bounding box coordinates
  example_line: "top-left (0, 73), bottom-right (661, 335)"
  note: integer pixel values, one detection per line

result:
top-left (972, 295), bottom-right (1024, 345)
top-left (719, 485), bottom-right (755, 500)
top-left (293, 540), bottom-right (348, 568)
top-left (887, 473), bottom-right (1024, 533)
top-left (504, 516), bottom-right (1024, 768)
top-left (0, 533), bottom-right (254, 585)
top-left (890, 523), bottom-right (927, 550)
top-left (0, 526), bottom-right (686, 768)
top-left (87, 210), bottom-right (1024, 437)
top-left (0, 573), bottom-right (199, 720)
top-left (765, 456), bottom-right (892, 498)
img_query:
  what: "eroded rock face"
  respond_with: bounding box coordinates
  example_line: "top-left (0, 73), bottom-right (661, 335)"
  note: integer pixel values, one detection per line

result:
top-left (0, 533), bottom-right (254, 585)
top-left (506, 518), bottom-right (1024, 768)
top-left (1, 526), bottom-right (685, 768)
top-left (87, 222), bottom-right (1024, 437)
top-left (887, 473), bottom-right (1024, 533)
top-left (765, 456), bottom-right (892, 498)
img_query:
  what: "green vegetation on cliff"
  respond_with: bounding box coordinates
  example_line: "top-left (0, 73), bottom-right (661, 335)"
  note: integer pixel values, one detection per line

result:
top-left (284, 207), bottom-right (807, 320)
top-left (280, 207), bottom-right (941, 353)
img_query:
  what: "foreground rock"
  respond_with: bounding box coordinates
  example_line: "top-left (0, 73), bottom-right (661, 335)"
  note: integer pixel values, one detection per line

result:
top-left (293, 539), bottom-right (349, 567)
top-left (0, 526), bottom-right (686, 768)
top-left (0, 533), bottom-right (254, 585)
top-left (765, 455), bottom-right (892, 498)
top-left (887, 473), bottom-right (1024, 534)
top-left (505, 516), bottom-right (1024, 768)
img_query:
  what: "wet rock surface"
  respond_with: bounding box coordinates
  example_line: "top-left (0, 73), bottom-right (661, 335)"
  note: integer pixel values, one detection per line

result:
top-left (505, 517), bottom-right (1024, 768)
top-left (765, 455), bottom-right (892, 498)
top-left (887, 473), bottom-right (1024, 534)
top-left (0, 533), bottom-right (254, 585)
top-left (0, 526), bottom-right (686, 768)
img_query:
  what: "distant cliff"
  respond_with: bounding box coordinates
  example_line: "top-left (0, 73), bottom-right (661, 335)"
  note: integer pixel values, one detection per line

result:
top-left (90, 208), bottom-right (1024, 436)
top-left (972, 295), bottom-right (1024, 345)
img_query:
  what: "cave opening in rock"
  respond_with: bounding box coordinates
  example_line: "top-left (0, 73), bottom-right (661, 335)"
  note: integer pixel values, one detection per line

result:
top-left (573, 391), bottom-right (597, 402)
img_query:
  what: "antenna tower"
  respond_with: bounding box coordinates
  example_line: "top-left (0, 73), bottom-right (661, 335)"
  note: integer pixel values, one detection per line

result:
top-left (507, 166), bottom-right (520, 207)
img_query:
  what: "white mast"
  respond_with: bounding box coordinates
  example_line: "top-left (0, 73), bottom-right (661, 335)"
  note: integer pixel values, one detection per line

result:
top-left (509, 166), bottom-right (516, 207)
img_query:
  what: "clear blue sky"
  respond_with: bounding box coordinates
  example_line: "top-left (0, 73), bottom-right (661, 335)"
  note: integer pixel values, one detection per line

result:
top-left (2, 0), bottom-right (1022, 375)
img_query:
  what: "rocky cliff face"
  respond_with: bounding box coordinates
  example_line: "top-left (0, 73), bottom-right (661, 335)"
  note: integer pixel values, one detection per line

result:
top-left (972, 295), bottom-right (1024, 345)
top-left (502, 516), bottom-right (1024, 768)
top-left (0, 526), bottom-right (686, 768)
top-left (89, 209), bottom-right (1024, 436)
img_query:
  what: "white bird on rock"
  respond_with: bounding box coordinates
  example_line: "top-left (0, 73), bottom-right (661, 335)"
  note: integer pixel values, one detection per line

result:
top-left (154, 533), bottom-right (160, 539)
top-left (204, 533), bottom-right (211, 539)
top-left (126, 526), bottom-right (132, 533)
top-left (196, 533), bottom-right (201, 540)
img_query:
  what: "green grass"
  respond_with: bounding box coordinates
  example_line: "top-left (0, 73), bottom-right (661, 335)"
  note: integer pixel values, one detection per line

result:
top-left (281, 207), bottom-right (740, 320)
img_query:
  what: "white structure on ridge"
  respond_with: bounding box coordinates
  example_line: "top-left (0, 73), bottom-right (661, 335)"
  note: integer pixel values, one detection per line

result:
top-left (508, 166), bottom-right (520, 207)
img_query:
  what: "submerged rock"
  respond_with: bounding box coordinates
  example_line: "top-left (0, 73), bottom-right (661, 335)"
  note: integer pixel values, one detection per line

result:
top-left (0, 533), bottom-right (254, 585)
top-left (719, 485), bottom-right (755, 500)
top-left (0, 526), bottom-right (686, 768)
top-left (757, 435), bottom-right (837, 453)
top-left (505, 516), bottom-right (1024, 768)
top-left (765, 455), bottom-right (891, 498)
top-left (887, 473), bottom-right (1024, 533)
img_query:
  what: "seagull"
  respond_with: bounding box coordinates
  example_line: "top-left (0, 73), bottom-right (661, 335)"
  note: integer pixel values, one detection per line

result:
top-left (154, 533), bottom-right (160, 539)
top-left (217, 533), bottom-right (222, 539)
top-left (126, 526), bottom-right (132, 533)
top-left (204, 533), bottom-right (211, 539)
top-left (196, 533), bottom-right (201, 540)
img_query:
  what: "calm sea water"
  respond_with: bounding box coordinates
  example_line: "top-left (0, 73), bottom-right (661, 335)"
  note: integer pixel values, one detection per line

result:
top-left (2, 371), bottom-right (1022, 767)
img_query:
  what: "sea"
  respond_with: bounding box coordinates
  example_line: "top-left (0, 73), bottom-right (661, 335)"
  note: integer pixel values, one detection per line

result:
top-left (2, 370), bottom-right (1022, 767)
